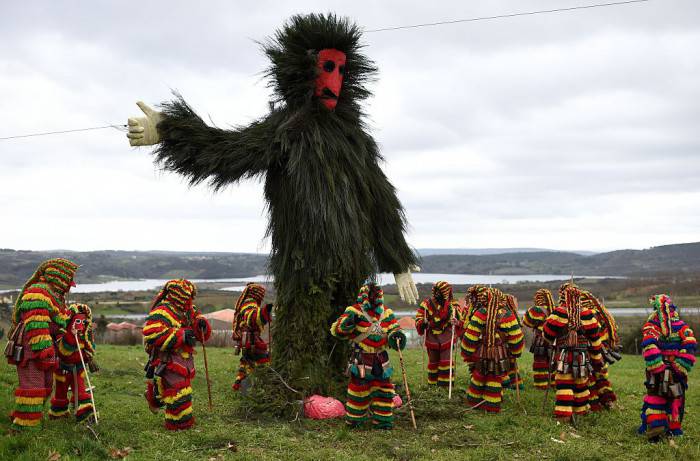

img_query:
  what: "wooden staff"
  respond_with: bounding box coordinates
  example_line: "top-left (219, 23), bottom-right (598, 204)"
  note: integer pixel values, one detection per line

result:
top-left (74, 332), bottom-right (98, 424)
top-left (200, 325), bottom-right (213, 410)
top-left (448, 306), bottom-right (457, 400)
top-left (396, 345), bottom-right (417, 429)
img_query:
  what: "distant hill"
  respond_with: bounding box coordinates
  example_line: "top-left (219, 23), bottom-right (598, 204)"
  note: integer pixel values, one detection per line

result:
top-left (417, 248), bottom-right (597, 256)
top-left (1, 242), bottom-right (699, 289)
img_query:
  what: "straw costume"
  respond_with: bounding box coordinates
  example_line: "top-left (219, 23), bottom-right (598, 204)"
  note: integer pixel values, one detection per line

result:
top-left (231, 283), bottom-right (272, 391)
top-left (6, 258), bottom-right (78, 430)
top-left (639, 294), bottom-right (696, 440)
top-left (542, 283), bottom-right (604, 422)
top-left (49, 303), bottom-right (97, 422)
top-left (460, 287), bottom-right (524, 413)
top-left (127, 14), bottom-right (418, 401)
top-left (415, 281), bottom-right (462, 386)
top-left (330, 284), bottom-right (405, 429)
top-left (522, 289), bottom-right (556, 389)
top-left (142, 279), bottom-right (211, 430)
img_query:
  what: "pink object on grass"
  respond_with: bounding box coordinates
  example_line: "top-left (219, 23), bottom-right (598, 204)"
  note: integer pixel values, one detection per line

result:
top-left (303, 395), bottom-right (345, 419)
top-left (393, 394), bottom-right (403, 408)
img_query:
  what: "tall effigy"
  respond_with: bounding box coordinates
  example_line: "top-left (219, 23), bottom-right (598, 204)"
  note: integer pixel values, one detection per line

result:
top-left (126, 14), bottom-right (418, 401)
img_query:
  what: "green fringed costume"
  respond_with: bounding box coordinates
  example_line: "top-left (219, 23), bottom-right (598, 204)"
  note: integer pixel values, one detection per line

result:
top-left (140, 14), bottom-right (417, 399)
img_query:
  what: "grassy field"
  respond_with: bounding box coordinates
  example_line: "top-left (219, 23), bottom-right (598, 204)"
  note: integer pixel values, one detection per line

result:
top-left (1, 346), bottom-right (699, 461)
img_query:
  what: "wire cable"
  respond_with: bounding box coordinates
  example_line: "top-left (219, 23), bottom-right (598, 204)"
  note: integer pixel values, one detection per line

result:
top-left (365, 0), bottom-right (652, 33)
top-left (0, 124), bottom-right (127, 141)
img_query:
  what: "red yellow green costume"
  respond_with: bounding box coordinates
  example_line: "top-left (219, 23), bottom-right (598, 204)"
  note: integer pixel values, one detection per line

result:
top-left (142, 279), bottom-right (211, 430)
top-left (460, 287), bottom-right (524, 413)
top-left (330, 284), bottom-right (405, 429)
top-left (231, 283), bottom-right (272, 391)
top-left (49, 303), bottom-right (97, 422)
top-left (415, 281), bottom-right (463, 387)
top-left (639, 294), bottom-right (696, 439)
top-left (502, 294), bottom-right (524, 390)
top-left (7, 258), bottom-right (77, 430)
top-left (522, 288), bottom-right (556, 389)
top-left (542, 283), bottom-right (604, 422)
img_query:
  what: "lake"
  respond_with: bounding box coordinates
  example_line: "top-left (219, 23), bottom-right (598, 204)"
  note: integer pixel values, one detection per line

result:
top-left (0, 273), bottom-right (620, 294)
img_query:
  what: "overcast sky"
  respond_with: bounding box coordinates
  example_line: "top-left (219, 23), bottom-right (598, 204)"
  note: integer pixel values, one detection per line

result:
top-left (1, 0), bottom-right (698, 254)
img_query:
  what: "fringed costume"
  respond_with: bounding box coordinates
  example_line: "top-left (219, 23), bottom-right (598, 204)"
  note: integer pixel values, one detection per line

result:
top-left (142, 279), bottom-right (212, 430)
top-left (542, 283), bottom-right (604, 422)
top-left (581, 291), bottom-right (621, 410)
top-left (502, 294), bottom-right (524, 390)
top-left (6, 258), bottom-right (77, 431)
top-left (330, 284), bottom-right (405, 429)
top-left (415, 281), bottom-right (462, 387)
top-left (460, 287), bottom-right (524, 413)
top-left (231, 283), bottom-right (272, 391)
top-left (131, 13), bottom-right (418, 400)
top-left (49, 303), bottom-right (97, 422)
top-left (639, 294), bottom-right (696, 440)
top-left (522, 289), bottom-right (556, 389)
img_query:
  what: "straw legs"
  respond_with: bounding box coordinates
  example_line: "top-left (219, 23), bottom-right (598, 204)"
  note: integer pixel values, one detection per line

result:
top-left (232, 342), bottom-right (269, 391)
top-left (345, 374), bottom-right (395, 429)
top-left (10, 360), bottom-right (53, 430)
top-left (49, 366), bottom-right (93, 422)
top-left (532, 352), bottom-right (554, 390)
top-left (639, 392), bottom-right (686, 439)
top-left (145, 355), bottom-right (196, 430)
top-left (589, 365), bottom-right (616, 411)
top-left (467, 369), bottom-right (506, 413)
top-left (425, 330), bottom-right (454, 387)
top-left (552, 371), bottom-right (591, 421)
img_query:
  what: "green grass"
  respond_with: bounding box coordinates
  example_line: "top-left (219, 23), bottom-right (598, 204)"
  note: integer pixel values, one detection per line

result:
top-left (1, 346), bottom-right (698, 460)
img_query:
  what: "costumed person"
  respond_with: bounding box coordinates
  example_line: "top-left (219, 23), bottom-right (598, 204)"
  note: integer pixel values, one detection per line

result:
top-left (330, 284), bottom-right (406, 429)
top-left (460, 287), bottom-right (524, 413)
top-left (231, 283), bottom-right (273, 392)
top-left (502, 293), bottom-right (524, 391)
top-left (5, 258), bottom-right (78, 431)
top-left (126, 13), bottom-right (418, 399)
top-left (522, 288), bottom-right (556, 390)
top-left (142, 279), bottom-right (211, 430)
top-left (580, 290), bottom-right (621, 410)
top-left (49, 303), bottom-right (98, 422)
top-left (542, 282), bottom-right (604, 423)
top-left (461, 285), bottom-right (490, 375)
top-left (639, 294), bottom-right (696, 440)
top-left (415, 281), bottom-right (462, 387)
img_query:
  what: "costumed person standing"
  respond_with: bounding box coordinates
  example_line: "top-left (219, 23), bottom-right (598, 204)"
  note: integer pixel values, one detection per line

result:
top-left (460, 287), bottom-right (524, 413)
top-left (5, 258), bottom-right (78, 431)
top-left (231, 283), bottom-right (273, 392)
top-left (126, 13), bottom-right (418, 399)
top-left (49, 303), bottom-right (98, 422)
top-left (542, 282), bottom-right (604, 423)
top-left (502, 294), bottom-right (524, 390)
top-left (581, 290), bottom-right (621, 410)
top-left (330, 284), bottom-right (406, 429)
top-left (639, 294), bottom-right (696, 440)
top-left (142, 279), bottom-right (211, 430)
top-left (522, 288), bottom-right (556, 390)
top-left (415, 281), bottom-right (462, 387)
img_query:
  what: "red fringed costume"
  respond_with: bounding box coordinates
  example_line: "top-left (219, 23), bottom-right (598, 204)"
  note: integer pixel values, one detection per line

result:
top-left (6, 258), bottom-right (78, 431)
top-left (460, 287), bottom-right (524, 413)
top-left (49, 303), bottom-right (97, 422)
top-left (231, 283), bottom-right (272, 392)
top-left (330, 284), bottom-right (405, 429)
top-left (522, 289), bottom-right (556, 389)
top-left (502, 294), bottom-right (524, 390)
top-left (415, 281), bottom-right (463, 387)
top-left (142, 279), bottom-right (211, 430)
top-left (639, 294), bottom-right (696, 440)
top-left (542, 283), bottom-right (604, 422)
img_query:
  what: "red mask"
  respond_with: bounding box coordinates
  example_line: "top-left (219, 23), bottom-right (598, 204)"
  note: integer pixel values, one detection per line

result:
top-left (70, 314), bottom-right (87, 333)
top-left (314, 49), bottom-right (346, 110)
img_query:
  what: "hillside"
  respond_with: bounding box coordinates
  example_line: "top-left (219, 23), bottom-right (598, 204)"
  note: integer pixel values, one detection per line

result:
top-left (1, 242), bottom-right (699, 288)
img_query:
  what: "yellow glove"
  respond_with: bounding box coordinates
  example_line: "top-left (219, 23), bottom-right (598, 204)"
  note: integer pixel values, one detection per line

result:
top-left (127, 101), bottom-right (163, 146)
top-left (394, 270), bottom-right (418, 305)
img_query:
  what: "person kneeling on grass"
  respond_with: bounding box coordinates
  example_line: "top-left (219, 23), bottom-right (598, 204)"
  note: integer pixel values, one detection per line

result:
top-left (142, 279), bottom-right (211, 430)
top-left (639, 294), bottom-right (696, 441)
top-left (330, 283), bottom-right (406, 429)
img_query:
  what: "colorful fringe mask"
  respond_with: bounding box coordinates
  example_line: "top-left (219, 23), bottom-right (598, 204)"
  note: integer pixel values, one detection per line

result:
top-left (649, 294), bottom-right (677, 338)
top-left (534, 289), bottom-right (555, 311)
top-left (432, 281), bottom-right (453, 304)
top-left (235, 283), bottom-right (266, 310)
top-left (357, 284), bottom-right (384, 310)
top-left (151, 279), bottom-right (197, 312)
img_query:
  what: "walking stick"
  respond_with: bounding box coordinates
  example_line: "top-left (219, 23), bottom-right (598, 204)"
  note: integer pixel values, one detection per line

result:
top-left (448, 308), bottom-right (456, 400)
top-left (200, 326), bottom-right (214, 410)
top-left (396, 345), bottom-right (417, 429)
top-left (74, 332), bottom-right (98, 424)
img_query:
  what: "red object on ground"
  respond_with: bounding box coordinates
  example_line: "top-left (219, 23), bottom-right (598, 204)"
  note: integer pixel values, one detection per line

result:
top-left (393, 394), bottom-right (403, 408)
top-left (303, 395), bottom-right (345, 419)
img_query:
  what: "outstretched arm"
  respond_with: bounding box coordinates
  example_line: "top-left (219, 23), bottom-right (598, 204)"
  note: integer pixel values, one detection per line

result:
top-left (127, 96), bottom-right (275, 190)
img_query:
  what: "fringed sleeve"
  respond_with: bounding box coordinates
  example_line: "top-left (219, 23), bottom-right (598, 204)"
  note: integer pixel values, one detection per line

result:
top-left (154, 96), bottom-right (275, 191)
top-left (240, 301), bottom-right (272, 333)
top-left (581, 308), bottom-right (603, 367)
top-left (522, 305), bottom-right (547, 330)
top-left (142, 304), bottom-right (186, 352)
top-left (461, 308), bottom-right (486, 361)
top-left (330, 306), bottom-right (359, 340)
top-left (192, 308), bottom-right (212, 343)
top-left (500, 310), bottom-right (524, 358)
top-left (415, 301), bottom-right (428, 336)
top-left (641, 321), bottom-right (665, 374)
top-left (542, 306), bottom-right (568, 344)
top-left (675, 322), bottom-right (696, 376)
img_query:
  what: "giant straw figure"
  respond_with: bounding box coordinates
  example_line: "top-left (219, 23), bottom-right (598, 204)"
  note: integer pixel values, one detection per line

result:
top-left (127, 14), bottom-right (418, 395)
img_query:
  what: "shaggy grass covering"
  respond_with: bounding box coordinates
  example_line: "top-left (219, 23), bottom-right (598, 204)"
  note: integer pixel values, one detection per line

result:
top-left (1, 345), bottom-right (698, 460)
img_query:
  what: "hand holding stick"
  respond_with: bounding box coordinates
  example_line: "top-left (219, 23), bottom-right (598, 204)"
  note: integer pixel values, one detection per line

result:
top-left (74, 331), bottom-right (98, 424)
